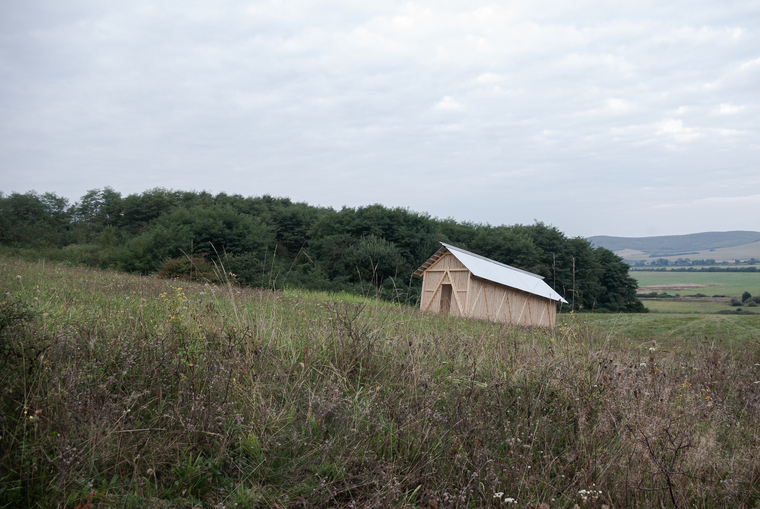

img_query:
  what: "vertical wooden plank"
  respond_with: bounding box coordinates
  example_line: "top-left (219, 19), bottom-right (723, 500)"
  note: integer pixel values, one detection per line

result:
top-left (449, 272), bottom-right (466, 316)
top-left (482, 283), bottom-right (491, 319)
top-left (537, 298), bottom-right (547, 327)
top-left (494, 287), bottom-right (508, 321)
top-left (473, 286), bottom-right (483, 318)
top-left (420, 271), bottom-right (429, 311)
top-left (528, 296), bottom-right (535, 326)
top-left (465, 270), bottom-right (472, 315)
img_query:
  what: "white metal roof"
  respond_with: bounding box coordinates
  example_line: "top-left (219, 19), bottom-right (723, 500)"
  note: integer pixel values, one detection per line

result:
top-left (438, 243), bottom-right (568, 303)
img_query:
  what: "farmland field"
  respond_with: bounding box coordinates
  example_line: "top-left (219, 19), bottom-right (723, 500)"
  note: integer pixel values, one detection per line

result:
top-left (642, 299), bottom-right (738, 314)
top-left (2, 257), bottom-right (760, 508)
top-left (630, 270), bottom-right (760, 314)
top-left (631, 270), bottom-right (760, 297)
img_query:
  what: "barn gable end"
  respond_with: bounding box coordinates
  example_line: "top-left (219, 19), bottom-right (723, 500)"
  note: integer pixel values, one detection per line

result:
top-left (420, 252), bottom-right (470, 316)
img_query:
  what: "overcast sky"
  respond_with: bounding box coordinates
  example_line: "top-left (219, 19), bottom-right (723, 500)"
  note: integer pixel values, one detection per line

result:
top-left (2, 0), bottom-right (759, 238)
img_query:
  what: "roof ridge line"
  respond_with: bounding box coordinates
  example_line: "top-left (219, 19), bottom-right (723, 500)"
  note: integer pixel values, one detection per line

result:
top-left (440, 242), bottom-right (544, 279)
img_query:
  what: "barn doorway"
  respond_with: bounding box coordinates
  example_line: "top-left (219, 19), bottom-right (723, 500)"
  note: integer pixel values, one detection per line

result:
top-left (440, 284), bottom-right (453, 315)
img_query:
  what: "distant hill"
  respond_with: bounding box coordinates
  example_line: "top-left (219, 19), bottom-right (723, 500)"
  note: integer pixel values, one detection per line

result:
top-left (589, 231), bottom-right (760, 255)
top-left (588, 231), bottom-right (760, 263)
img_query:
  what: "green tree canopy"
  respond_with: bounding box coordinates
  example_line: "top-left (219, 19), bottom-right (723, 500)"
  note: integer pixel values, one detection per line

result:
top-left (0, 187), bottom-right (645, 311)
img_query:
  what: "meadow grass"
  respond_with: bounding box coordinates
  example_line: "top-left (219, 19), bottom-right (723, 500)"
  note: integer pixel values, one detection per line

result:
top-left (2, 257), bottom-right (760, 508)
top-left (643, 299), bottom-right (738, 314)
top-left (641, 298), bottom-right (760, 316)
top-left (590, 312), bottom-right (760, 347)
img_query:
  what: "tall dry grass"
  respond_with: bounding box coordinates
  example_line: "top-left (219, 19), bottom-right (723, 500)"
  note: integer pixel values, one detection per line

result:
top-left (1, 257), bottom-right (759, 508)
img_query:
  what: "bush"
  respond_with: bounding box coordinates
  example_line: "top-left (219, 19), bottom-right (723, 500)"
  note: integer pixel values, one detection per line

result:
top-left (742, 291), bottom-right (752, 302)
top-left (157, 254), bottom-right (220, 282)
top-left (730, 298), bottom-right (743, 306)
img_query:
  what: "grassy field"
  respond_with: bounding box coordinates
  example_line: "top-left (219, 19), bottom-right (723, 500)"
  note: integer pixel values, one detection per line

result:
top-left (2, 257), bottom-right (760, 508)
top-left (631, 270), bottom-right (760, 314)
top-left (631, 270), bottom-right (760, 297)
top-left (590, 311), bottom-right (760, 345)
top-left (641, 299), bottom-right (730, 314)
top-left (641, 298), bottom-right (760, 314)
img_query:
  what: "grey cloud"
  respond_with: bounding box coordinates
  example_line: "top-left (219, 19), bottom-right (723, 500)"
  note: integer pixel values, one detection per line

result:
top-left (1, 0), bottom-right (759, 236)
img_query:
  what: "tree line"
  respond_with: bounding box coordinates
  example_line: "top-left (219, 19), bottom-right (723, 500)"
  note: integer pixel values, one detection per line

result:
top-left (632, 258), bottom-right (759, 267)
top-left (632, 266), bottom-right (759, 273)
top-left (0, 188), bottom-right (645, 312)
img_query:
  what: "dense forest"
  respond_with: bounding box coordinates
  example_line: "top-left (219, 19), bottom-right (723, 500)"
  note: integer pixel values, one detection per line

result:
top-left (0, 188), bottom-right (644, 312)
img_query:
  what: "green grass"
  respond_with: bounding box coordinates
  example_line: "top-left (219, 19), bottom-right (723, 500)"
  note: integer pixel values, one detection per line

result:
top-left (2, 257), bottom-right (760, 508)
top-left (589, 311), bottom-right (760, 346)
top-left (631, 270), bottom-right (760, 297)
top-left (642, 298), bottom-right (730, 314)
top-left (631, 270), bottom-right (760, 313)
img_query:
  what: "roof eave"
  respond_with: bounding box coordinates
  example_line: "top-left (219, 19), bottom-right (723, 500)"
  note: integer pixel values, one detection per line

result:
top-left (413, 245), bottom-right (449, 278)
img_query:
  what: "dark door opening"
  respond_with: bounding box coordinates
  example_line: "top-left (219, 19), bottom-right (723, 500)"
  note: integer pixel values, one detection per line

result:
top-left (440, 284), bottom-right (452, 315)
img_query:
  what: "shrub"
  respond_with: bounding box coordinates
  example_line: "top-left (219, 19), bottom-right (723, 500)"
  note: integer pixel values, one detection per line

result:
top-left (157, 254), bottom-right (220, 282)
top-left (730, 298), bottom-right (743, 306)
top-left (742, 291), bottom-right (752, 302)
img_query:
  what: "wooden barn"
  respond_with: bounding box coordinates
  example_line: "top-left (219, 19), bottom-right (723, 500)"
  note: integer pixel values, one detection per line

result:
top-left (414, 243), bottom-right (567, 327)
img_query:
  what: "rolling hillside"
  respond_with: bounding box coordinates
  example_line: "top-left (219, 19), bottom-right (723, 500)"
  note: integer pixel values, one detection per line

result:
top-left (588, 231), bottom-right (760, 263)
